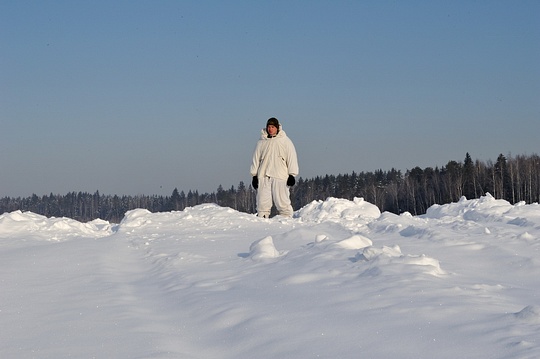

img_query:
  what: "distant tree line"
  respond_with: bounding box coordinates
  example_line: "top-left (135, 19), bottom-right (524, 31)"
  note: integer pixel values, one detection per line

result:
top-left (1, 153), bottom-right (540, 222)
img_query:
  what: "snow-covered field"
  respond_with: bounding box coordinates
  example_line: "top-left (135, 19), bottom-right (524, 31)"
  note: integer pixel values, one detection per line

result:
top-left (1, 194), bottom-right (539, 358)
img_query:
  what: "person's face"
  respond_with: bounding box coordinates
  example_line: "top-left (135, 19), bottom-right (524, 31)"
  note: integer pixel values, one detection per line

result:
top-left (267, 125), bottom-right (278, 136)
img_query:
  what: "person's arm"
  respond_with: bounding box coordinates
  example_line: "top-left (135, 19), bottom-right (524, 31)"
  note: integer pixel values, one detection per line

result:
top-left (286, 139), bottom-right (299, 177)
top-left (250, 144), bottom-right (261, 177)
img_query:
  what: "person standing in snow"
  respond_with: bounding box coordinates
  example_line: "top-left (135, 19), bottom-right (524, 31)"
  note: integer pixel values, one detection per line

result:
top-left (250, 117), bottom-right (299, 218)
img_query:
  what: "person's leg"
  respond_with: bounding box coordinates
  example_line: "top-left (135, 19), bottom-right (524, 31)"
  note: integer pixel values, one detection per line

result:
top-left (256, 176), bottom-right (272, 218)
top-left (272, 177), bottom-right (294, 217)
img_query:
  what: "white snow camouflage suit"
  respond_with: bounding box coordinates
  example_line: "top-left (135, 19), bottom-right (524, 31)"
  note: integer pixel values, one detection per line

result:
top-left (250, 125), bottom-right (299, 218)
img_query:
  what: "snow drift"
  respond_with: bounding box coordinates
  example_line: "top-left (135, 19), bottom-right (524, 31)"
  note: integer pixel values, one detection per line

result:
top-left (1, 195), bottom-right (540, 358)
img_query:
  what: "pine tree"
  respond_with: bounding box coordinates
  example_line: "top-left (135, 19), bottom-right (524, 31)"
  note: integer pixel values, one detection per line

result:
top-left (463, 153), bottom-right (476, 199)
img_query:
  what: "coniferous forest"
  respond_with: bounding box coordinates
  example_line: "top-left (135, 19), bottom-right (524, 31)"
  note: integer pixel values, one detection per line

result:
top-left (2, 153), bottom-right (540, 223)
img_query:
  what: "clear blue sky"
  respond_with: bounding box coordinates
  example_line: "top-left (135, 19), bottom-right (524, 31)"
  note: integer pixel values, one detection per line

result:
top-left (1, 0), bottom-right (539, 197)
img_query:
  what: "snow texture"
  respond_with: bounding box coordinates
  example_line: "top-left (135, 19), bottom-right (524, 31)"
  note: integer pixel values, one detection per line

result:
top-left (1, 195), bottom-right (540, 358)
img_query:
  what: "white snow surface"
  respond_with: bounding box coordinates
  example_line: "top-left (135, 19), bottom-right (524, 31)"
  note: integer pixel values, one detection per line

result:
top-left (1, 195), bottom-right (540, 358)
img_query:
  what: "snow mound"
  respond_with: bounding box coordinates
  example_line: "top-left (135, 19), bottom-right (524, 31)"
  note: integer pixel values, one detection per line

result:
top-left (333, 234), bottom-right (373, 249)
top-left (425, 193), bottom-right (513, 222)
top-left (118, 208), bottom-right (153, 228)
top-left (249, 236), bottom-right (282, 261)
top-left (358, 245), bottom-right (446, 277)
top-left (0, 210), bottom-right (113, 240)
top-left (296, 197), bottom-right (381, 223)
top-left (361, 244), bottom-right (403, 260)
top-left (514, 305), bottom-right (540, 323)
top-left (367, 211), bottom-right (433, 238)
top-left (116, 204), bottom-right (257, 234)
top-left (504, 202), bottom-right (540, 225)
top-left (517, 231), bottom-right (536, 241)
